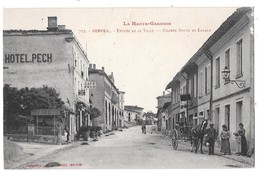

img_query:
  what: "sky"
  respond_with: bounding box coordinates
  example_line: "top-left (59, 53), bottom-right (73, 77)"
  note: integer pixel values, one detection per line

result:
top-left (3, 7), bottom-right (238, 112)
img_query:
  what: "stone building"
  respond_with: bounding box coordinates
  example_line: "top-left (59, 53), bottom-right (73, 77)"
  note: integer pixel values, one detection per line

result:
top-left (164, 7), bottom-right (254, 152)
top-left (124, 105), bottom-right (144, 123)
top-left (3, 16), bottom-right (90, 142)
top-left (88, 65), bottom-right (121, 132)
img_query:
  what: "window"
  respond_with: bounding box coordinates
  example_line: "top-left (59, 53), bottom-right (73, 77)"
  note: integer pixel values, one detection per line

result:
top-left (236, 101), bottom-right (243, 131)
top-left (225, 49), bottom-right (230, 84)
top-left (225, 105), bottom-right (230, 130)
top-left (194, 74), bottom-right (197, 97)
top-left (74, 52), bottom-right (77, 67)
top-left (105, 101), bottom-right (108, 125)
top-left (83, 64), bottom-right (85, 78)
top-left (78, 81), bottom-right (80, 94)
top-left (194, 119), bottom-right (198, 126)
top-left (205, 67), bottom-right (208, 94)
top-left (199, 111), bottom-right (204, 117)
top-left (214, 107), bottom-right (220, 134)
top-left (177, 113), bottom-right (180, 122)
top-left (215, 57), bottom-right (220, 88)
top-left (198, 70), bottom-right (203, 96)
top-left (183, 86), bottom-right (186, 94)
top-left (225, 49), bottom-right (230, 69)
top-left (80, 60), bottom-right (82, 72)
top-left (77, 56), bottom-right (79, 69)
top-left (206, 109), bottom-right (210, 119)
top-left (236, 39), bottom-right (243, 77)
top-left (189, 78), bottom-right (192, 96)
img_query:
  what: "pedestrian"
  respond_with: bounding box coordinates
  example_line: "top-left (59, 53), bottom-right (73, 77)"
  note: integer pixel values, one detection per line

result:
top-left (220, 125), bottom-right (231, 155)
top-left (206, 124), bottom-right (217, 155)
top-left (65, 126), bottom-right (70, 142)
top-left (233, 123), bottom-right (247, 156)
top-left (141, 125), bottom-right (145, 134)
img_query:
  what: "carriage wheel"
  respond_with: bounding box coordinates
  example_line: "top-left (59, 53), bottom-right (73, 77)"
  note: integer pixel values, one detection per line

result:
top-left (172, 129), bottom-right (178, 150)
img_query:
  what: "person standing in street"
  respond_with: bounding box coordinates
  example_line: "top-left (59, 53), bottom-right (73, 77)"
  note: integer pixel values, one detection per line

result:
top-left (220, 125), bottom-right (231, 155)
top-left (65, 126), bottom-right (70, 143)
top-left (234, 123), bottom-right (247, 156)
top-left (206, 124), bottom-right (217, 155)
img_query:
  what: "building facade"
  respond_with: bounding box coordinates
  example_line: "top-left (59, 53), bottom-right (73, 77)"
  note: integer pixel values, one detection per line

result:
top-left (88, 65), bottom-right (121, 132)
top-left (124, 105), bottom-right (144, 123)
top-left (118, 91), bottom-right (126, 128)
top-left (163, 8), bottom-right (254, 151)
top-left (156, 92), bottom-right (171, 131)
top-left (3, 16), bottom-right (90, 141)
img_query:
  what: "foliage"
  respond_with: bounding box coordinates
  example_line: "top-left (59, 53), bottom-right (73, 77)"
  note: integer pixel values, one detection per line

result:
top-left (3, 84), bottom-right (64, 132)
top-left (87, 107), bottom-right (102, 120)
top-left (143, 111), bottom-right (157, 125)
top-left (91, 126), bottom-right (102, 132)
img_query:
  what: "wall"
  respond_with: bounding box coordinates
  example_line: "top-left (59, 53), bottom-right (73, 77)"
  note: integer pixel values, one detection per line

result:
top-left (3, 32), bottom-right (75, 107)
top-left (89, 73), bottom-right (105, 127)
top-left (210, 15), bottom-right (253, 151)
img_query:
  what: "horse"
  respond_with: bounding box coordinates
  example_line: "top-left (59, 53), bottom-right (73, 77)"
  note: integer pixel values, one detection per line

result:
top-left (190, 120), bottom-right (208, 154)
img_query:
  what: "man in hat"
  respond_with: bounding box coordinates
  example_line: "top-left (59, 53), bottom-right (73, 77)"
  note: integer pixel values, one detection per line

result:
top-left (206, 124), bottom-right (217, 155)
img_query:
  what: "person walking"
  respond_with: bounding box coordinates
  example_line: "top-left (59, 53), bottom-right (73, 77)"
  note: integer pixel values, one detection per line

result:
top-left (234, 123), bottom-right (247, 156)
top-left (220, 125), bottom-right (231, 155)
top-left (206, 124), bottom-right (217, 155)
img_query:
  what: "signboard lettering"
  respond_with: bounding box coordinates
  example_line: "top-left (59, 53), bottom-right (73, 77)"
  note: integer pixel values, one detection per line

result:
top-left (31, 109), bottom-right (60, 116)
top-left (4, 53), bottom-right (53, 63)
top-left (86, 81), bottom-right (96, 89)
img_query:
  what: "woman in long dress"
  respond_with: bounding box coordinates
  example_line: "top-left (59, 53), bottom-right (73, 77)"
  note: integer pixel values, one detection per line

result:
top-left (238, 123), bottom-right (247, 156)
top-left (220, 125), bottom-right (231, 155)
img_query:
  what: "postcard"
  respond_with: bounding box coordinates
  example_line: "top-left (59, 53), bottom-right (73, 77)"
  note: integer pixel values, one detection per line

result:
top-left (2, 6), bottom-right (255, 169)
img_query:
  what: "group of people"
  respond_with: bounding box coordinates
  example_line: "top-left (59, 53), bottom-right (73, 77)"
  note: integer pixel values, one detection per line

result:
top-left (205, 123), bottom-right (247, 156)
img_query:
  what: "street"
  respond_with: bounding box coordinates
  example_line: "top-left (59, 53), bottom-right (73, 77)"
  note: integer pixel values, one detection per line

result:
top-left (16, 126), bottom-right (251, 169)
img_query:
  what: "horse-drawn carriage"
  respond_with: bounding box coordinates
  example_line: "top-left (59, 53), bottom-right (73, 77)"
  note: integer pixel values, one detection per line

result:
top-left (171, 120), bottom-right (208, 153)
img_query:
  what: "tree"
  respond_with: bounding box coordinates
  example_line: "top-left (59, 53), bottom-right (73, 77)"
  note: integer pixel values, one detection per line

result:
top-left (87, 107), bottom-right (101, 126)
top-left (3, 85), bottom-right (64, 132)
top-left (143, 111), bottom-right (157, 125)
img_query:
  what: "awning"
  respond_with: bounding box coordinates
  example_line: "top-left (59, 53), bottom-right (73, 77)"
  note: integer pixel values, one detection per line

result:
top-left (165, 73), bottom-right (181, 90)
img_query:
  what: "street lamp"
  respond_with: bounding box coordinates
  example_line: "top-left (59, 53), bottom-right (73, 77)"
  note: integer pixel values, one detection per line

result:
top-left (221, 66), bottom-right (245, 88)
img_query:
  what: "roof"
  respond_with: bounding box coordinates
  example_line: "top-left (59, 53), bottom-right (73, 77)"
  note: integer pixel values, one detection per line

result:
top-left (3, 29), bottom-right (89, 63)
top-left (3, 29), bottom-right (73, 35)
top-left (156, 93), bottom-right (171, 99)
top-left (124, 105), bottom-right (144, 110)
top-left (166, 7), bottom-right (252, 90)
top-left (89, 68), bottom-right (120, 94)
top-left (165, 72), bottom-right (181, 90)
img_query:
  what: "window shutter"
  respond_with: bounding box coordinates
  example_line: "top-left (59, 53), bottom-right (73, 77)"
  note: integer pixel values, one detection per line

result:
top-left (207, 65), bottom-right (211, 93)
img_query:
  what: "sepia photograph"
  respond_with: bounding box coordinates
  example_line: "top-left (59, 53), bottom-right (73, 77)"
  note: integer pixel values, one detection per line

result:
top-left (2, 3), bottom-right (256, 169)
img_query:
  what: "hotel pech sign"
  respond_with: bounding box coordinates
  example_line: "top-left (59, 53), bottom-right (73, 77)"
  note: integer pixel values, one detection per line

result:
top-left (4, 53), bottom-right (53, 63)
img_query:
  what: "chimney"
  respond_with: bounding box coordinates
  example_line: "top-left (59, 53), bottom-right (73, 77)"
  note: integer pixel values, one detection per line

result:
top-left (93, 64), bottom-right (96, 69)
top-left (89, 64), bottom-right (92, 69)
top-left (163, 91), bottom-right (165, 96)
top-left (58, 25), bottom-right (66, 30)
top-left (47, 16), bottom-right (58, 31)
top-left (102, 67), bottom-right (105, 71)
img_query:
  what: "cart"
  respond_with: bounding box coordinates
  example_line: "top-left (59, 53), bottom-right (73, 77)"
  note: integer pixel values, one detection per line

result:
top-left (171, 122), bottom-right (194, 150)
